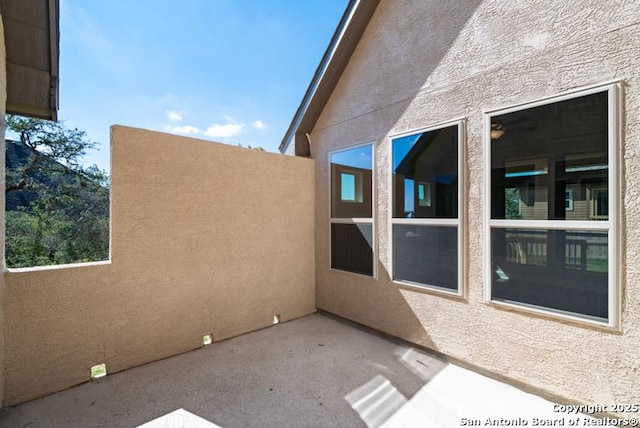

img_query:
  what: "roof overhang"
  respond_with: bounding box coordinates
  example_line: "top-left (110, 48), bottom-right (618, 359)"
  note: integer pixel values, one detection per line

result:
top-left (1, 0), bottom-right (60, 121)
top-left (280, 0), bottom-right (380, 156)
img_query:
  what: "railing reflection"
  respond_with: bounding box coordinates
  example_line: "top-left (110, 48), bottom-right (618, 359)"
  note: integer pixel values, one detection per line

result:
top-left (504, 230), bottom-right (607, 272)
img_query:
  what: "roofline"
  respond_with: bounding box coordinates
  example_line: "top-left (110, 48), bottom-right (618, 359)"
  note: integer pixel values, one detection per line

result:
top-left (49, 0), bottom-right (60, 121)
top-left (3, 0), bottom-right (60, 121)
top-left (279, 0), bottom-right (380, 155)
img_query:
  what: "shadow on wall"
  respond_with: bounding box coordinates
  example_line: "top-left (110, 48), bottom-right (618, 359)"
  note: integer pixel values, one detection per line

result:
top-left (314, 0), bottom-right (484, 359)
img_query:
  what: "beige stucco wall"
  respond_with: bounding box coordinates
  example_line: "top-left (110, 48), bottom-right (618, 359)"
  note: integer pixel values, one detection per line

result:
top-left (311, 0), bottom-right (640, 407)
top-left (0, 11), bottom-right (7, 407)
top-left (2, 126), bottom-right (316, 405)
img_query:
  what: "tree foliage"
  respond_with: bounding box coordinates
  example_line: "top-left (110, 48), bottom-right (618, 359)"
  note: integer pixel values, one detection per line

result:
top-left (5, 115), bottom-right (110, 268)
top-left (237, 143), bottom-right (265, 151)
top-left (505, 187), bottom-right (522, 220)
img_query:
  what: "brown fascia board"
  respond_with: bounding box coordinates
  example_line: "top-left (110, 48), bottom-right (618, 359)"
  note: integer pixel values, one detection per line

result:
top-left (49, 0), bottom-right (60, 121)
top-left (2, 0), bottom-right (60, 121)
top-left (280, 0), bottom-right (381, 156)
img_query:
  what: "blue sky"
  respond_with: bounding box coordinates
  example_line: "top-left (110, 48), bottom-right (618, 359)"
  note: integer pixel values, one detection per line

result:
top-left (56, 0), bottom-right (348, 172)
top-left (330, 145), bottom-right (372, 170)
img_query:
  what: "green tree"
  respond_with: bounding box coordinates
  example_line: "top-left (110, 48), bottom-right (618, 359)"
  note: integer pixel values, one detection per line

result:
top-left (237, 143), bottom-right (266, 151)
top-left (5, 115), bottom-right (110, 268)
top-left (505, 187), bottom-right (522, 220)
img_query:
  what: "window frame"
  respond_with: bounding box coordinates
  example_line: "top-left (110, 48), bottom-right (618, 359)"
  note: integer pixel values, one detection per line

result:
top-left (483, 81), bottom-right (621, 329)
top-left (389, 119), bottom-right (466, 296)
top-left (328, 141), bottom-right (376, 278)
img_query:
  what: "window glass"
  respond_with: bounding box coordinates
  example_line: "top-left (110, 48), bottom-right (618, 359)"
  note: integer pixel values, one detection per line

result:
top-left (488, 87), bottom-right (615, 323)
top-left (393, 125), bottom-right (458, 218)
top-left (330, 144), bottom-right (374, 276)
top-left (331, 145), bottom-right (372, 218)
top-left (491, 229), bottom-right (608, 320)
top-left (393, 225), bottom-right (457, 290)
top-left (565, 189), bottom-right (574, 211)
top-left (591, 188), bottom-right (608, 219)
top-left (391, 123), bottom-right (461, 293)
top-left (331, 223), bottom-right (373, 276)
top-left (418, 183), bottom-right (431, 207)
top-left (340, 173), bottom-right (357, 202)
top-left (491, 92), bottom-right (608, 221)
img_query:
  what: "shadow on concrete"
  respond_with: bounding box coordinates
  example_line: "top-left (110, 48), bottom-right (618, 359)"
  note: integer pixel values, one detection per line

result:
top-left (0, 313), bottom-right (447, 428)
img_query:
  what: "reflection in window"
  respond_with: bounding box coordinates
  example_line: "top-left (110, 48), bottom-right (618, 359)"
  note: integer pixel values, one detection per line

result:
top-left (393, 225), bottom-right (457, 290)
top-left (491, 92), bottom-right (608, 222)
top-left (492, 229), bottom-right (608, 319)
top-left (418, 183), bottom-right (431, 207)
top-left (340, 173), bottom-right (357, 202)
top-left (393, 126), bottom-right (458, 219)
top-left (505, 188), bottom-right (522, 219)
top-left (330, 144), bottom-right (374, 276)
top-left (391, 123), bottom-right (461, 292)
top-left (331, 223), bottom-right (373, 276)
top-left (331, 146), bottom-right (372, 219)
top-left (565, 189), bottom-right (574, 211)
top-left (591, 188), bottom-right (608, 219)
top-left (488, 87), bottom-right (616, 324)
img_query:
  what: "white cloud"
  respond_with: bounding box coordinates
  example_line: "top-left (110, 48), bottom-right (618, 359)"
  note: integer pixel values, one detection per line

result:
top-left (251, 120), bottom-right (267, 130)
top-left (203, 121), bottom-right (245, 138)
top-left (165, 116), bottom-right (246, 140)
top-left (166, 125), bottom-right (201, 135)
top-left (166, 110), bottom-right (183, 122)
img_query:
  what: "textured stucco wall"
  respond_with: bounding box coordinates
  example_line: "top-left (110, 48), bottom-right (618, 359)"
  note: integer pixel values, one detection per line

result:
top-left (0, 11), bottom-right (7, 407)
top-left (2, 126), bottom-right (316, 405)
top-left (311, 0), bottom-right (640, 407)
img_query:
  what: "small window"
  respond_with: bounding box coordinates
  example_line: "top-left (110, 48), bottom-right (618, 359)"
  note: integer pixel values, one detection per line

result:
top-left (339, 171), bottom-right (364, 203)
top-left (341, 173), bottom-right (357, 201)
top-left (487, 84), bottom-right (619, 326)
top-left (391, 122), bottom-right (463, 293)
top-left (590, 187), bottom-right (608, 219)
top-left (417, 182), bottom-right (432, 207)
top-left (565, 189), bottom-right (574, 211)
top-left (330, 144), bottom-right (374, 276)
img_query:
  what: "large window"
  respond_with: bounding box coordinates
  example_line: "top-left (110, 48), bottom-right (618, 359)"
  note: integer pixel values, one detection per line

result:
top-left (391, 122), bottom-right (463, 293)
top-left (486, 84), bottom-right (620, 326)
top-left (330, 144), bottom-right (374, 276)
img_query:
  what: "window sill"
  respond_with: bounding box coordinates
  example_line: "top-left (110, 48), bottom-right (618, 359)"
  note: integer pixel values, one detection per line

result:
top-left (328, 268), bottom-right (375, 280)
top-left (6, 259), bottom-right (112, 274)
top-left (392, 280), bottom-right (464, 300)
top-left (486, 299), bottom-right (621, 333)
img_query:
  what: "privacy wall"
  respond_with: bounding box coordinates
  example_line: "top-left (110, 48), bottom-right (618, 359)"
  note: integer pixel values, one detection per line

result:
top-left (2, 126), bottom-right (316, 405)
top-left (310, 0), bottom-right (640, 407)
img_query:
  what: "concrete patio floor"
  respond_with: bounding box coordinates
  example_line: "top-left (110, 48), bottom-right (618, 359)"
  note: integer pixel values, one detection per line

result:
top-left (0, 313), bottom-right (594, 428)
